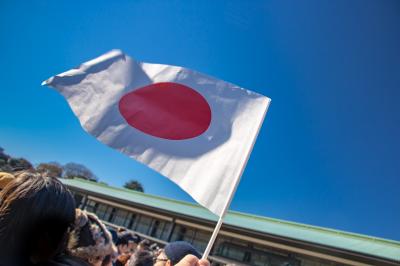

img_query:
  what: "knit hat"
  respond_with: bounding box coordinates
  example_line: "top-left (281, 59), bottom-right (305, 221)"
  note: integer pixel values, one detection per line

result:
top-left (164, 241), bottom-right (201, 265)
top-left (0, 172), bottom-right (15, 189)
top-left (67, 209), bottom-right (117, 261)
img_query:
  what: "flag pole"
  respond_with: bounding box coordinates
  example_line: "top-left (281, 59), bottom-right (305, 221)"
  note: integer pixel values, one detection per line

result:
top-left (202, 216), bottom-right (224, 259)
top-left (201, 99), bottom-right (271, 260)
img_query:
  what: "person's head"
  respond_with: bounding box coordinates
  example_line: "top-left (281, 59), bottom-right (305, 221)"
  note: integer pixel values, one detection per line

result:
top-left (108, 227), bottom-right (119, 244)
top-left (155, 242), bottom-right (201, 266)
top-left (128, 234), bottom-right (141, 252)
top-left (150, 242), bottom-right (160, 253)
top-left (115, 253), bottom-right (131, 266)
top-left (117, 227), bottom-right (127, 233)
top-left (0, 171), bottom-right (76, 264)
top-left (127, 249), bottom-right (153, 266)
top-left (137, 239), bottom-right (151, 252)
top-left (116, 232), bottom-right (140, 254)
top-left (67, 209), bottom-right (117, 266)
top-left (101, 254), bottom-right (115, 266)
top-left (154, 249), bottom-right (169, 266)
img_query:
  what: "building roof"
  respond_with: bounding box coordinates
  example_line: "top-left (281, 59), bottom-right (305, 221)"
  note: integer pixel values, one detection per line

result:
top-left (61, 178), bottom-right (400, 262)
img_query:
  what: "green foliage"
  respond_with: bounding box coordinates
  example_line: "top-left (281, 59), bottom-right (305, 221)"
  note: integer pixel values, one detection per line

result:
top-left (0, 147), bottom-right (33, 172)
top-left (36, 162), bottom-right (63, 177)
top-left (0, 146), bottom-right (101, 183)
top-left (7, 158), bottom-right (33, 171)
top-left (63, 162), bottom-right (98, 182)
top-left (123, 179), bottom-right (144, 192)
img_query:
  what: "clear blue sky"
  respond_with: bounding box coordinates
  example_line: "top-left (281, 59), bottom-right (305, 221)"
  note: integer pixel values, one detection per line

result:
top-left (1, 1), bottom-right (399, 240)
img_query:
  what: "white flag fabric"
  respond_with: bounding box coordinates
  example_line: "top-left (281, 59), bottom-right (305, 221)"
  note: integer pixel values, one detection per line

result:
top-left (43, 50), bottom-right (270, 216)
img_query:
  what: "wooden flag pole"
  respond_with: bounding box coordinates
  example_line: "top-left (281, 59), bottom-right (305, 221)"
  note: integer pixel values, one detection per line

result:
top-left (201, 99), bottom-right (271, 260)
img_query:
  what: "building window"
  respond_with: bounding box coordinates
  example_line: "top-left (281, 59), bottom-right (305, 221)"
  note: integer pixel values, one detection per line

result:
top-left (183, 228), bottom-right (196, 243)
top-left (150, 220), bottom-right (172, 240)
top-left (250, 252), bottom-right (269, 266)
top-left (160, 222), bottom-right (171, 241)
top-left (127, 214), bottom-right (137, 229)
top-left (215, 240), bottom-right (301, 266)
top-left (85, 200), bottom-right (98, 213)
top-left (108, 208), bottom-right (116, 222)
top-left (298, 257), bottom-right (333, 266)
top-left (218, 244), bottom-right (246, 262)
top-left (170, 225), bottom-right (208, 250)
top-left (135, 215), bottom-right (153, 234)
top-left (96, 203), bottom-right (113, 221)
top-left (112, 209), bottom-right (129, 226)
top-left (150, 220), bottom-right (160, 237)
top-left (73, 193), bottom-right (84, 208)
top-left (170, 225), bottom-right (187, 242)
top-left (191, 230), bottom-right (210, 252)
top-left (243, 250), bottom-right (251, 263)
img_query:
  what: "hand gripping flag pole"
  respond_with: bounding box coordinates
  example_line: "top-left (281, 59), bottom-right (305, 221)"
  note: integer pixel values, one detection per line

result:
top-left (201, 100), bottom-right (270, 260)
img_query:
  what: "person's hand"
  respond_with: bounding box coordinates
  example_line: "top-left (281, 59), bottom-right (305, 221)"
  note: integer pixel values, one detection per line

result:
top-left (175, 255), bottom-right (210, 266)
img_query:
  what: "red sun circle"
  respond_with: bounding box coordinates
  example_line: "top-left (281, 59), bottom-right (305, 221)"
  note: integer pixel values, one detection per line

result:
top-left (119, 82), bottom-right (212, 140)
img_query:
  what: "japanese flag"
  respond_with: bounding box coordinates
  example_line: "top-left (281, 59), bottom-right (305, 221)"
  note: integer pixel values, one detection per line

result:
top-left (43, 50), bottom-right (270, 216)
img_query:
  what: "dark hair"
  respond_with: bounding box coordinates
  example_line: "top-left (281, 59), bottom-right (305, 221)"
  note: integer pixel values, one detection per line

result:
top-left (67, 209), bottom-right (116, 263)
top-left (138, 239), bottom-right (151, 249)
top-left (115, 254), bottom-right (131, 266)
top-left (128, 250), bottom-right (153, 266)
top-left (116, 232), bottom-right (140, 246)
top-left (149, 243), bottom-right (159, 251)
top-left (102, 254), bottom-right (112, 266)
top-left (0, 171), bottom-right (76, 264)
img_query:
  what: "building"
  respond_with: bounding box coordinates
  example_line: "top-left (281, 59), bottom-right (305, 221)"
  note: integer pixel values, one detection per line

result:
top-left (62, 178), bottom-right (400, 266)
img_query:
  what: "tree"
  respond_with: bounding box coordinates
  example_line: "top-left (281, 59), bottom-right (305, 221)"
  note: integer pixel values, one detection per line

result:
top-left (36, 162), bottom-right (63, 177)
top-left (63, 162), bottom-right (98, 182)
top-left (7, 158), bottom-right (33, 171)
top-left (0, 147), bottom-right (7, 160)
top-left (123, 180), bottom-right (144, 192)
top-left (0, 147), bottom-right (34, 172)
top-left (0, 147), bottom-right (12, 172)
top-left (0, 159), bottom-right (12, 172)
